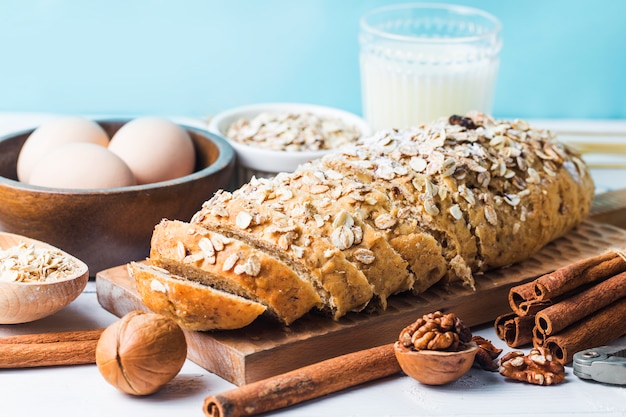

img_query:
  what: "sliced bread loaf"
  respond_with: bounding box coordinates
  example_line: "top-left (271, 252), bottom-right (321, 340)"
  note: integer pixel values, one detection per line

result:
top-left (149, 219), bottom-right (322, 324)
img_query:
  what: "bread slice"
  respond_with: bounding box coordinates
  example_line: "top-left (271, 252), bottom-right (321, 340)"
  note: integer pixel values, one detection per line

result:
top-left (192, 190), bottom-right (374, 319)
top-left (128, 262), bottom-right (266, 331)
top-left (149, 219), bottom-right (322, 325)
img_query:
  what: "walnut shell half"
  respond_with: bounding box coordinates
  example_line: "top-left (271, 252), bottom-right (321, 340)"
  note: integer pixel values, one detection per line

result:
top-left (96, 310), bottom-right (187, 395)
top-left (394, 341), bottom-right (479, 385)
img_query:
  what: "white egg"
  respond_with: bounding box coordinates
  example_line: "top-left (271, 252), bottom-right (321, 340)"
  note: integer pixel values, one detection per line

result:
top-left (28, 142), bottom-right (136, 189)
top-left (108, 117), bottom-right (195, 185)
top-left (17, 116), bottom-right (110, 182)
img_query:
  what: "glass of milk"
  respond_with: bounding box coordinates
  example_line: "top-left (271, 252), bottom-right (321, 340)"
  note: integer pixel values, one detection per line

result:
top-left (359, 3), bottom-right (502, 132)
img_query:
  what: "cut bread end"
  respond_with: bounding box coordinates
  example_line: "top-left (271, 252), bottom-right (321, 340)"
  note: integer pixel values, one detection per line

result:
top-left (127, 262), bottom-right (266, 331)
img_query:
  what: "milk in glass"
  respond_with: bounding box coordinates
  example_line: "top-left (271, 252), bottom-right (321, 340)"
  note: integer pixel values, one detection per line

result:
top-left (359, 4), bottom-right (502, 132)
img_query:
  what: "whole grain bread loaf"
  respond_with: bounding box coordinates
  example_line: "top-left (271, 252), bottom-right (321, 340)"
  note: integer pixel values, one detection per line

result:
top-left (141, 113), bottom-right (594, 330)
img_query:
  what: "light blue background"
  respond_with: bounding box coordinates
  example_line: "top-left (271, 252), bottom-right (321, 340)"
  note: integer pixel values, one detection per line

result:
top-left (1, 0), bottom-right (625, 120)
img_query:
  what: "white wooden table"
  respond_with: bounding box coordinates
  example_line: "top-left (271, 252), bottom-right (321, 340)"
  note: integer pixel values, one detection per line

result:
top-left (1, 113), bottom-right (625, 417)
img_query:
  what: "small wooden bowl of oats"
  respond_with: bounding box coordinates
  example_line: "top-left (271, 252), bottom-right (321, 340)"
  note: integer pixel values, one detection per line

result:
top-left (208, 103), bottom-right (372, 187)
top-left (0, 232), bottom-right (89, 324)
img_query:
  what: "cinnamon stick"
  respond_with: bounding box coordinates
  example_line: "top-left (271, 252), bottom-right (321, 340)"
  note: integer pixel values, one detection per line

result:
top-left (502, 315), bottom-right (535, 348)
top-left (495, 312), bottom-right (535, 348)
top-left (0, 329), bottom-right (103, 368)
top-left (532, 325), bottom-right (545, 347)
top-left (203, 343), bottom-right (400, 417)
top-left (494, 312), bottom-right (516, 340)
top-left (536, 272), bottom-right (626, 336)
top-left (0, 340), bottom-right (98, 368)
top-left (534, 251), bottom-right (626, 301)
top-left (508, 282), bottom-right (536, 316)
top-left (517, 299), bottom-right (552, 316)
top-left (0, 328), bottom-right (104, 345)
top-left (544, 297), bottom-right (626, 364)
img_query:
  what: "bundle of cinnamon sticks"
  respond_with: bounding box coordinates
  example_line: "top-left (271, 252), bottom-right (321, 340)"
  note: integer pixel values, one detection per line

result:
top-left (495, 250), bottom-right (626, 364)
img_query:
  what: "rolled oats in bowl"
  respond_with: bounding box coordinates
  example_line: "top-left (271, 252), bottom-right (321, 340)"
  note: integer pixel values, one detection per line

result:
top-left (0, 241), bottom-right (80, 283)
top-left (208, 103), bottom-right (371, 187)
top-left (226, 112), bottom-right (362, 152)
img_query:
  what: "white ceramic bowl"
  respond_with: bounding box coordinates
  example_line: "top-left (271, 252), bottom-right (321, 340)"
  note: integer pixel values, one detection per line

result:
top-left (207, 103), bottom-right (372, 187)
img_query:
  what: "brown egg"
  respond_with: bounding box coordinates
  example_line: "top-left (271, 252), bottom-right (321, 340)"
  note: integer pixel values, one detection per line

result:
top-left (28, 142), bottom-right (136, 189)
top-left (108, 117), bottom-right (195, 185)
top-left (17, 117), bottom-right (110, 182)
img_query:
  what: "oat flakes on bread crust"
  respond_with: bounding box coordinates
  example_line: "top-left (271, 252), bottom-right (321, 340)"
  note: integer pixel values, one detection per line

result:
top-left (223, 172), bottom-right (416, 310)
top-left (284, 164), bottom-right (448, 295)
top-left (191, 190), bottom-right (374, 319)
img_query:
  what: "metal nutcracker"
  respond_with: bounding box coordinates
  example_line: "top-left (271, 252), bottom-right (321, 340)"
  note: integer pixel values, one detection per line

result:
top-left (573, 346), bottom-right (626, 385)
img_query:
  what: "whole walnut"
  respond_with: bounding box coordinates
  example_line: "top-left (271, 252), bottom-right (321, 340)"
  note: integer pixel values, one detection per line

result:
top-left (96, 310), bottom-right (188, 395)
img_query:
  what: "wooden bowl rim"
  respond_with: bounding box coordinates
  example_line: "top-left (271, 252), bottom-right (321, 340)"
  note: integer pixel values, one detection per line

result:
top-left (0, 119), bottom-right (234, 195)
top-left (393, 340), bottom-right (479, 356)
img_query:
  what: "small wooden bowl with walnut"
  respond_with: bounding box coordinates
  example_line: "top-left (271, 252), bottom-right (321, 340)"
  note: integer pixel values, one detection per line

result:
top-left (394, 311), bottom-right (479, 385)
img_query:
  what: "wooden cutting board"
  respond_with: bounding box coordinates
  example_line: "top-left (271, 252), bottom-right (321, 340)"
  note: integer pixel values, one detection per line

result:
top-left (96, 190), bottom-right (626, 386)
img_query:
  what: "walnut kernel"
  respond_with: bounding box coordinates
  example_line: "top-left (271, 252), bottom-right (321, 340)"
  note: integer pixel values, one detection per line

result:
top-left (498, 347), bottom-right (565, 385)
top-left (472, 335), bottom-right (502, 371)
top-left (398, 311), bottom-right (472, 352)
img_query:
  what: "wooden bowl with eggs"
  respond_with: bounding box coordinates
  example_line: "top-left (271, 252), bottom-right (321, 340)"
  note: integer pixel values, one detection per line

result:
top-left (0, 118), bottom-right (234, 274)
